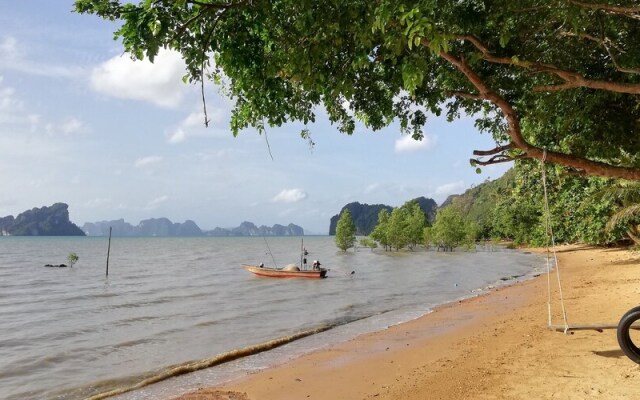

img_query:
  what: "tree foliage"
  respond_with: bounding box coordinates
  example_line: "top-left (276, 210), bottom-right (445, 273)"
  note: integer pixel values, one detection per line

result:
top-left (67, 252), bottom-right (79, 267)
top-left (359, 237), bottom-right (378, 251)
top-left (369, 200), bottom-right (428, 251)
top-left (403, 200), bottom-right (427, 249)
top-left (387, 207), bottom-right (410, 251)
top-left (456, 162), bottom-right (621, 246)
top-left (595, 181), bottom-right (640, 245)
top-left (370, 209), bottom-right (391, 251)
top-left (427, 206), bottom-right (477, 251)
top-left (335, 209), bottom-right (356, 251)
top-left (75, 0), bottom-right (640, 180)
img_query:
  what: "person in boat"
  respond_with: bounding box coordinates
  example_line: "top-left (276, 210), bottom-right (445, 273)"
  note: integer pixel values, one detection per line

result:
top-left (312, 260), bottom-right (321, 270)
top-left (258, 262), bottom-right (264, 268)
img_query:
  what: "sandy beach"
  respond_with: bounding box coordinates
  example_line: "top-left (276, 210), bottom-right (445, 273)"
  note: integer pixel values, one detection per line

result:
top-left (174, 245), bottom-right (640, 400)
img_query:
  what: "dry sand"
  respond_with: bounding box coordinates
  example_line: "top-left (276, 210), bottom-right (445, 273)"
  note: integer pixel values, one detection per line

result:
top-left (174, 245), bottom-right (640, 400)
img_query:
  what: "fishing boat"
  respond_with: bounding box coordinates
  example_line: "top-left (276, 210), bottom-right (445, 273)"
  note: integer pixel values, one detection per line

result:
top-left (242, 264), bottom-right (327, 279)
top-left (242, 239), bottom-right (327, 279)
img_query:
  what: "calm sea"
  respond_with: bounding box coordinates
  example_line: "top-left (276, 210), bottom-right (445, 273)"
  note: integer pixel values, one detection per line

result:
top-left (0, 236), bottom-right (543, 399)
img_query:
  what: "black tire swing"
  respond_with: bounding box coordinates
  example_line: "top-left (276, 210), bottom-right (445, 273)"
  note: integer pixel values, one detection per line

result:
top-left (617, 306), bottom-right (640, 364)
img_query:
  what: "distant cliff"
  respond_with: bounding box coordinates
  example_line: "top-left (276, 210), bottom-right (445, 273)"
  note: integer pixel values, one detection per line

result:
top-left (329, 202), bottom-right (393, 236)
top-left (82, 219), bottom-right (304, 237)
top-left (328, 197), bottom-right (438, 236)
top-left (0, 203), bottom-right (85, 236)
top-left (82, 218), bottom-right (204, 237)
top-left (207, 221), bottom-right (304, 237)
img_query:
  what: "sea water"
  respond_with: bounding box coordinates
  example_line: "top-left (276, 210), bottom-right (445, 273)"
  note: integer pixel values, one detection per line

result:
top-left (0, 236), bottom-right (543, 399)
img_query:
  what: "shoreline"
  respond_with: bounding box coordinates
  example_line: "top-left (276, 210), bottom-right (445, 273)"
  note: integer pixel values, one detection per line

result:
top-left (173, 245), bottom-right (640, 400)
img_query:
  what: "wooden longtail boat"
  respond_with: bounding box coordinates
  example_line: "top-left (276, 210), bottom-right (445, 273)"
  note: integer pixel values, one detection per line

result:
top-left (243, 238), bottom-right (327, 279)
top-left (242, 264), bottom-right (327, 279)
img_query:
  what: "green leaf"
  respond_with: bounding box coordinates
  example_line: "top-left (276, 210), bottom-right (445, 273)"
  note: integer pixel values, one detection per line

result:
top-left (150, 19), bottom-right (161, 36)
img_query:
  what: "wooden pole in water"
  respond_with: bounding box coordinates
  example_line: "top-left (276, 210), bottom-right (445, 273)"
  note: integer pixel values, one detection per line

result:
top-left (106, 226), bottom-right (112, 276)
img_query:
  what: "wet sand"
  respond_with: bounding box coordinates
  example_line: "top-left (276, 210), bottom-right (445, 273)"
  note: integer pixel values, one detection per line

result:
top-left (173, 245), bottom-right (640, 400)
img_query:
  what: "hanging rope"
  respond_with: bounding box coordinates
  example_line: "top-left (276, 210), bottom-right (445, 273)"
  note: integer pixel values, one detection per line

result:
top-left (541, 149), bottom-right (570, 333)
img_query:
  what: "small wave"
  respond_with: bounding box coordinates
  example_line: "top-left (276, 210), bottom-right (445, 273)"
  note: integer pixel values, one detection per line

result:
top-left (104, 297), bottom-right (172, 309)
top-left (0, 349), bottom-right (79, 380)
top-left (85, 324), bottom-right (334, 400)
top-left (193, 319), bottom-right (218, 328)
top-left (326, 307), bottom-right (396, 327)
top-left (113, 316), bottom-right (158, 327)
top-left (17, 325), bottom-right (101, 345)
top-left (499, 273), bottom-right (526, 282)
top-left (91, 292), bottom-right (119, 299)
top-left (114, 337), bottom-right (164, 349)
top-left (102, 291), bottom-right (212, 310)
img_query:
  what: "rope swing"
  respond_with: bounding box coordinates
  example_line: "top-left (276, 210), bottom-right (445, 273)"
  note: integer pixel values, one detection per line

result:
top-left (541, 150), bottom-right (570, 333)
top-left (540, 153), bottom-right (640, 363)
top-left (542, 152), bottom-right (635, 333)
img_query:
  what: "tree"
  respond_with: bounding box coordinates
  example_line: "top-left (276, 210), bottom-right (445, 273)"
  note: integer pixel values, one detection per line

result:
top-left (596, 182), bottom-right (640, 245)
top-left (67, 252), bottom-right (79, 267)
top-left (75, 0), bottom-right (640, 180)
top-left (368, 201), bottom-right (427, 251)
top-left (359, 237), bottom-right (378, 251)
top-left (387, 207), bottom-right (411, 251)
top-left (335, 209), bottom-right (356, 251)
top-left (422, 226), bottom-right (433, 249)
top-left (370, 209), bottom-right (391, 251)
top-left (401, 200), bottom-right (427, 250)
top-left (430, 206), bottom-right (475, 251)
top-left (473, 162), bottom-right (618, 246)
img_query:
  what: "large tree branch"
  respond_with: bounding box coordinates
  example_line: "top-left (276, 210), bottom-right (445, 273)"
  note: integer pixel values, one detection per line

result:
top-left (421, 38), bottom-right (640, 180)
top-left (559, 31), bottom-right (640, 75)
top-left (567, 0), bottom-right (640, 20)
top-left (446, 90), bottom-right (485, 100)
top-left (472, 154), bottom-right (522, 166)
top-left (175, 0), bottom-right (251, 37)
top-left (457, 35), bottom-right (640, 94)
top-left (472, 144), bottom-right (513, 156)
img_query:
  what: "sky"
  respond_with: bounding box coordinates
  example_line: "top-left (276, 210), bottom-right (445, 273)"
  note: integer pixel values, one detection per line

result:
top-left (0, 2), bottom-right (510, 234)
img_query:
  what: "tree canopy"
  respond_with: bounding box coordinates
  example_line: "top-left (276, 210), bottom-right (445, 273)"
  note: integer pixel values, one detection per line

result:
top-left (426, 205), bottom-right (477, 250)
top-left (74, 0), bottom-right (640, 180)
top-left (451, 162), bottom-right (623, 246)
top-left (366, 200), bottom-right (428, 251)
top-left (335, 209), bottom-right (356, 251)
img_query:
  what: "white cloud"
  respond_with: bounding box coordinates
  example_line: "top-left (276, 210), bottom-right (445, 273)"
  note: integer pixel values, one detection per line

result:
top-left (0, 76), bottom-right (22, 115)
top-left (167, 111), bottom-right (207, 143)
top-left (90, 49), bottom-right (187, 108)
top-left (0, 76), bottom-right (83, 137)
top-left (134, 156), bottom-right (163, 168)
top-left (435, 181), bottom-right (465, 197)
top-left (59, 117), bottom-right (84, 134)
top-left (168, 127), bottom-right (188, 144)
top-left (167, 106), bottom-right (230, 143)
top-left (0, 36), bottom-right (82, 78)
top-left (84, 198), bottom-right (113, 209)
top-left (45, 117), bottom-right (85, 136)
top-left (272, 188), bottom-right (308, 203)
top-left (0, 37), bottom-right (18, 58)
top-left (363, 183), bottom-right (380, 194)
top-left (394, 134), bottom-right (438, 153)
top-left (145, 195), bottom-right (169, 209)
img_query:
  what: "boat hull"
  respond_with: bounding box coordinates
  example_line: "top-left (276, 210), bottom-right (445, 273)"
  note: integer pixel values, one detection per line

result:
top-left (243, 265), bottom-right (327, 279)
